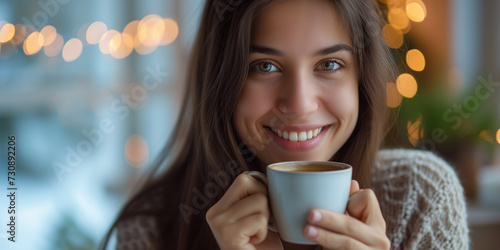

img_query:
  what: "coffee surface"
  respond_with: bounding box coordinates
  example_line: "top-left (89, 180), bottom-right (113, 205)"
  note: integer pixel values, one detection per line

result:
top-left (270, 163), bottom-right (347, 172)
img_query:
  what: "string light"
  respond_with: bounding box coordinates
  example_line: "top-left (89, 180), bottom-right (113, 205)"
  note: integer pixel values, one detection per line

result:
top-left (396, 73), bottom-right (418, 98)
top-left (62, 38), bottom-right (83, 62)
top-left (386, 82), bottom-right (403, 108)
top-left (40, 25), bottom-right (57, 46)
top-left (23, 31), bottom-right (44, 55)
top-left (407, 114), bottom-right (423, 147)
top-left (125, 135), bottom-right (149, 168)
top-left (382, 24), bottom-right (403, 49)
top-left (1, 14), bottom-right (179, 61)
top-left (86, 21), bottom-right (107, 45)
top-left (0, 22), bottom-right (15, 43)
top-left (44, 33), bottom-right (64, 57)
top-left (406, 49), bottom-right (425, 71)
top-left (406, 0), bottom-right (427, 22)
top-left (496, 129), bottom-right (500, 144)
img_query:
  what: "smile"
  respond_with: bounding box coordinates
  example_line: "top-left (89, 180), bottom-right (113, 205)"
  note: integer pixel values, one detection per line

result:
top-left (269, 127), bottom-right (324, 142)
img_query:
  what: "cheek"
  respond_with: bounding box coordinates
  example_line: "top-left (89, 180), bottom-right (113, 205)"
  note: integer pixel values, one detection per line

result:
top-left (234, 83), bottom-right (276, 130)
top-left (323, 83), bottom-right (359, 121)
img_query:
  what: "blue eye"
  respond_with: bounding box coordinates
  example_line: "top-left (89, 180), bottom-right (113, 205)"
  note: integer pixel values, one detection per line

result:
top-left (253, 61), bottom-right (279, 73)
top-left (316, 60), bottom-right (342, 71)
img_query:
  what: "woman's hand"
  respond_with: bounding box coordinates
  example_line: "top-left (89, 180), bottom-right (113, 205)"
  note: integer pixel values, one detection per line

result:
top-left (303, 180), bottom-right (391, 250)
top-left (206, 173), bottom-right (280, 250)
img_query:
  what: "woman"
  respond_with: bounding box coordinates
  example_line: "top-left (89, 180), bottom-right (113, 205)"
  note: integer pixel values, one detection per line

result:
top-left (102, 0), bottom-right (469, 249)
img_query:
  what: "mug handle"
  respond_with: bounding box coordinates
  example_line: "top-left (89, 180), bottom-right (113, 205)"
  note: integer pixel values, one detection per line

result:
top-left (246, 171), bottom-right (278, 232)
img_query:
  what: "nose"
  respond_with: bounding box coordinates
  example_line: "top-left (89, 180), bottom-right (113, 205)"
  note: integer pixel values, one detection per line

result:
top-left (277, 71), bottom-right (319, 117)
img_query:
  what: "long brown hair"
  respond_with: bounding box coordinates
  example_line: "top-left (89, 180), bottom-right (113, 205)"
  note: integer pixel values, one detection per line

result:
top-left (101, 0), bottom-right (395, 249)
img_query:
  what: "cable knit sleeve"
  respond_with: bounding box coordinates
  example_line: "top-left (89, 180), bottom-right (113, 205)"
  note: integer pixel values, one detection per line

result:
top-left (372, 149), bottom-right (469, 250)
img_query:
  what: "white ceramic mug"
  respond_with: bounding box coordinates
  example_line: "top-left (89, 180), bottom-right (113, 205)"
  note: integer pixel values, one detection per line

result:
top-left (247, 161), bottom-right (352, 245)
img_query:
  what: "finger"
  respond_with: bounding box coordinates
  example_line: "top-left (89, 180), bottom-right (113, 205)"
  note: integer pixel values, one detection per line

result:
top-left (349, 180), bottom-right (360, 196)
top-left (228, 213), bottom-right (269, 246)
top-left (209, 173), bottom-right (267, 216)
top-left (347, 189), bottom-right (386, 231)
top-left (306, 209), bottom-right (382, 246)
top-left (217, 192), bottom-right (269, 224)
top-left (303, 224), bottom-right (369, 250)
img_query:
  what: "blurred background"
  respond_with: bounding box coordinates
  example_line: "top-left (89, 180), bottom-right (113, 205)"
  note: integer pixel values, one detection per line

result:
top-left (0, 0), bottom-right (498, 249)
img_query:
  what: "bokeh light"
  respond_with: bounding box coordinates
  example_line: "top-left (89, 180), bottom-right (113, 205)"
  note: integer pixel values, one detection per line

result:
top-left (388, 7), bottom-right (410, 30)
top-left (406, 0), bottom-right (427, 22)
top-left (159, 18), bottom-right (179, 45)
top-left (23, 31), bottom-right (44, 55)
top-left (406, 49), bottom-right (425, 71)
top-left (496, 129), bottom-right (500, 144)
top-left (40, 25), bottom-right (57, 46)
top-left (44, 34), bottom-right (64, 57)
top-left (386, 82), bottom-right (403, 108)
top-left (396, 73), bottom-right (418, 98)
top-left (86, 21), bottom-right (107, 45)
top-left (407, 114), bottom-right (423, 147)
top-left (111, 33), bottom-right (133, 59)
top-left (125, 135), bottom-right (149, 168)
top-left (62, 38), bottom-right (83, 62)
top-left (479, 130), bottom-right (494, 143)
top-left (99, 29), bottom-right (120, 54)
top-left (0, 22), bottom-right (16, 43)
top-left (11, 24), bottom-right (26, 45)
top-left (382, 24), bottom-right (403, 49)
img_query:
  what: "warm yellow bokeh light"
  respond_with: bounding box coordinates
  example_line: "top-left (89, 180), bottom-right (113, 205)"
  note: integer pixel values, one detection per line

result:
top-left (382, 24), bottom-right (403, 49)
top-left (496, 129), bottom-right (500, 144)
top-left (406, 49), bottom-right (425, 71)
top-left (123, 20), bottom-right (139, 36)
top-left (44, 34), bottom-right (64, 57)
top-left (62, 38), bottom-right (83, 62)
top-left (109, 32), bottom-right (122, 54)
top-left (111, 33), bottom-right (134, 59)
top-left (125, 135), bottom-right (149, 168)
top-left (386, 82), bottom-right (403, 108)
top-left (136, 14), bottom-right (165, 48)
top-left (397, 73), bottom-right (418, 98)
top-left (407, 114), bottom-right (423, 147)
top-left (86, 21), bottom-right (107, 45)
top-left (406, 0), bottom-right (427, 22)
top-left (0, 23), bottom-right (15, 43)
top-left (99, 30), bottom-right (120, 54)
top-left (10, 24), bottom-right (26, 45)
top-left (23, 32), bottom-right (44, 55)
top-left (388, 7), bottom-right (410, 30)
top-left (40, 25), bottom-right (57, 46)
top-left (159, 18), bottom-right (179, 46)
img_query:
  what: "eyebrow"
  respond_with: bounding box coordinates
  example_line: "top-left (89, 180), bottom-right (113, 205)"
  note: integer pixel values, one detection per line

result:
top-left (249, 43), bottom-right (354, 56)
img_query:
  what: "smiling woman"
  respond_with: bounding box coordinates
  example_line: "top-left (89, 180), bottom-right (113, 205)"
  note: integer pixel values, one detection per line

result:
top-left (101, 0), bottom-right (469, 249)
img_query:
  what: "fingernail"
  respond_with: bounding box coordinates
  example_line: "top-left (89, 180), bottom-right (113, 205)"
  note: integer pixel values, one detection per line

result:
top-left (311, 210), bottom-right (322, 222)
top-left (305, 226), bottom-right (318, 238)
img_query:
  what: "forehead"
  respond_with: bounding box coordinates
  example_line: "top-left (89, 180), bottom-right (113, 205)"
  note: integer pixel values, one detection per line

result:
top-left (251, 0), bottom-right (352, 53)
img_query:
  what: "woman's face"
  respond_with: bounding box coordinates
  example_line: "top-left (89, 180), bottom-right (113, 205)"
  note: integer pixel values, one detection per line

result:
top-left (234, 0), bottom-right (359, 166)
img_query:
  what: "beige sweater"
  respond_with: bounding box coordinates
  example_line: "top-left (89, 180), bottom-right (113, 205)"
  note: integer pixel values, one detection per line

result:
top-left (373, 149), bottom-right (469, 249)
top-left (114, 149), bottom-right (470, 249)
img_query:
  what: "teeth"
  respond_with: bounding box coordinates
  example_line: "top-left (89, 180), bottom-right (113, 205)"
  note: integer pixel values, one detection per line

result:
top-left (298, 131), bottom-right (307, 141)
top-left (270, 127), bottom-right (324, 142)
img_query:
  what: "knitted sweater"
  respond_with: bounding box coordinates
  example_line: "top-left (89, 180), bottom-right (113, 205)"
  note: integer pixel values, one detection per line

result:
top-left (114, 149), bottom-right (470, 250)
